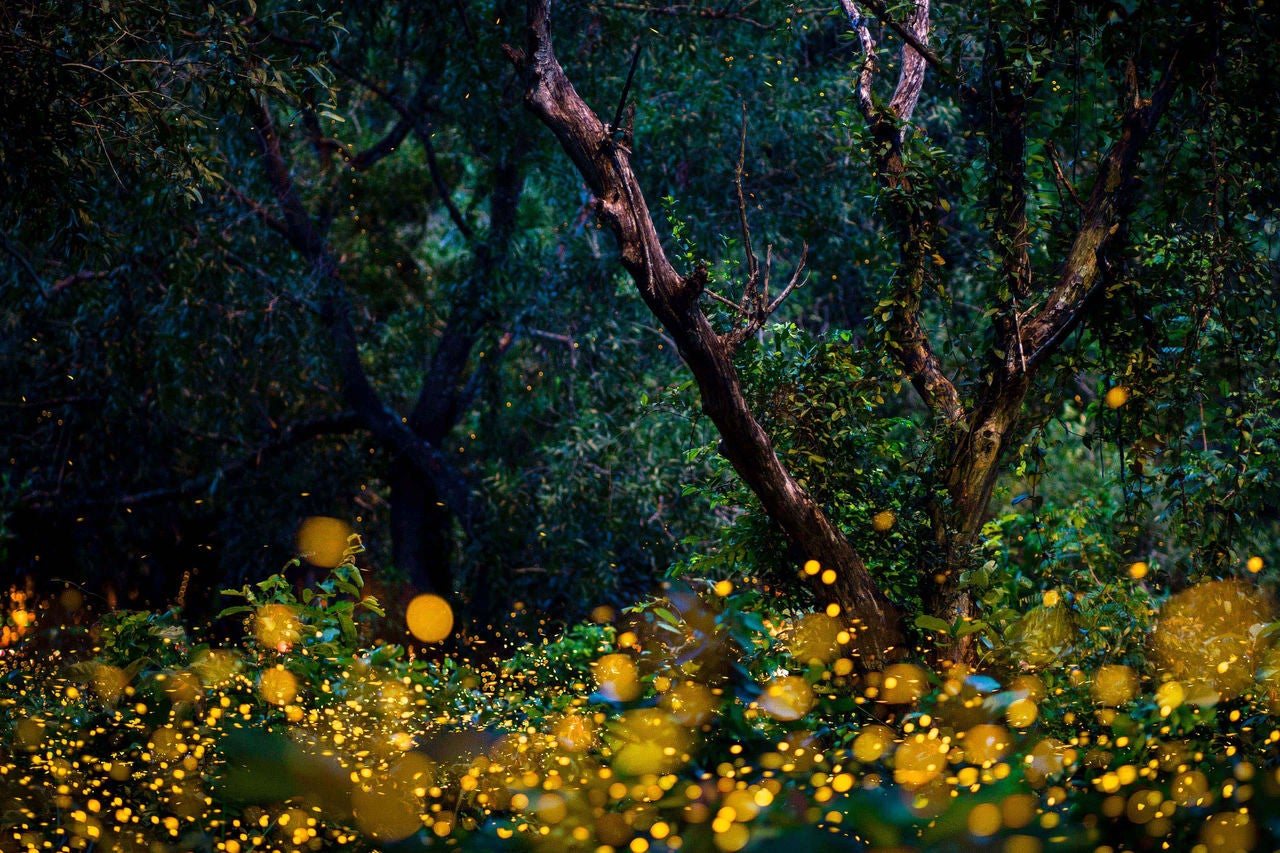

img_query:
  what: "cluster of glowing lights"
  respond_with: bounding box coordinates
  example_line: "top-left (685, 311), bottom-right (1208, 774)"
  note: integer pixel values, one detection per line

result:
top-left (1, 564), bottom-right (1279, 852)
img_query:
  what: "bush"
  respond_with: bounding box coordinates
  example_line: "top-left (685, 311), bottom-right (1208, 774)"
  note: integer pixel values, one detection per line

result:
top-left (3, 545), bottom-right (1280, 852)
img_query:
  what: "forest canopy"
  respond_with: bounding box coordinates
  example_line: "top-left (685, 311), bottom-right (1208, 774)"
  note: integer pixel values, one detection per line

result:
top-left (1, 0), bottom-right (1280, 849)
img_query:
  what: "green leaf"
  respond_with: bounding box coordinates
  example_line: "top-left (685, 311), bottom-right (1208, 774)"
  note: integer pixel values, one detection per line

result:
top-left (914, 615), bottom-right (951, 634)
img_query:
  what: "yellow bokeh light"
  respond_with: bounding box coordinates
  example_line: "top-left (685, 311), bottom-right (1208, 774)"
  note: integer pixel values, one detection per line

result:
top-left (1248, 555), bottom-right (1264, 573)
top-left (254, 604), bottom-right (302, 651)
top-left (879, 663), bottom-right (928, 704)
top-left (1129, 561), bottom-right (1149, 580)
top-left (963, 724), bottom-right (1011, 766)
top-left (594, 653), bottom-right (641, 702)
top-left (852, 724), bottom-right (896, 763)
top-left (790, 612), bottom-right (843, 665)
top-left (554, 713), bottom-right (596, 751)
top-left (1156, 680), bottom-right (1185, 713)
top-left (871, 510), bottom-right (896, 532)
top-left (296, 516), bottom-right (354, 568)
top-left (1091, 665), bottom-right (1139, 707)
top-left (405, 594), bottom-right (454, 643)
top-left (351, 785), bottom-right (421, 842)
top-left (259, 666), bottom-right (298, 706)
top-left (1006, 697), bottom-right (1039, 728)
top-left (1200, 811), bottom-right (1256, 853)
top-left (661, 680), bottom-right (718, 727)
top-left (758, 676), bottom-right (814, 721)
top-left (893, 733), bottom-right (948, 789)
top-left (1104, 386), bottom-right (1130, 409)
top-left (968, 802), bottom-right (1002, 837)
top-left (1151, 580), bottom-right (1272, 705)
top-left (608, 708), bottom-right (690, 776)
top-left (90, 665), bottom-right (128, 702)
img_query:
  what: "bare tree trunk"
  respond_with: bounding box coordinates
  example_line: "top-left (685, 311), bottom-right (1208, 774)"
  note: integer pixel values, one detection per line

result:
top-left (509, 0), bottom-right (906, 663)
top-left (388, 462), bottom-right (454, 593)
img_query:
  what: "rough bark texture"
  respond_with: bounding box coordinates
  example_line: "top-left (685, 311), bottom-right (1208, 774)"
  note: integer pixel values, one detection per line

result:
top-left (512, 0), bottom-right (905, 663)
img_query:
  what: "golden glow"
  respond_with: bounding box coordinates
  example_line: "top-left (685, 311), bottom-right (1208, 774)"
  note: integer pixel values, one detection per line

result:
top-left (1104, 386), bottom-right (1130, 408)
top-left (405, 594), bottom-right (454, 643)
top-left (295, 516), bottom-right (354, 568)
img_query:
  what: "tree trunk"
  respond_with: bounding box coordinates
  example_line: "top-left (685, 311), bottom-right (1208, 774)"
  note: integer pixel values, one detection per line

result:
top-left (388, 460), bottom-right (454, 594)
top-left (926, 388), bottom-right (1025, 664)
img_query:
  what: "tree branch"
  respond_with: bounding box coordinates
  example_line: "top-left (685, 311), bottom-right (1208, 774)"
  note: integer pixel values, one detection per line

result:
top-left (840, 2), bottom-right (963, 423)
top-left (886, 0), bottom-right (931, 123)
top-left (602, 2), bottom-right (771, 29)
top-left (1018, 49), bottom-right (1189, 371)
top-left (223, 182), bottom-right (290, 238)
top-left (1044, 140), bottom-right (1084, 210)
top-left (838, 0), bottom-right (878, 123)
top-left (251, 97), bottom-right (474, 529)
top-left (513, 0), bottom-right (904, 660)
top-left (0, 230), bottom-right (49, 298)
top-left (24, 412), bottom-right (365, 513)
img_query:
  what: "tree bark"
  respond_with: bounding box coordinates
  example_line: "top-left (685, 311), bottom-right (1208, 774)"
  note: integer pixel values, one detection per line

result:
top-left (512, 0), bottom-right (905, 663)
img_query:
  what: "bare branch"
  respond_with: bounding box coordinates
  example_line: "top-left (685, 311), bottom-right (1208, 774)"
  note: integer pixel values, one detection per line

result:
top-left (610, 38), bottom-right (644, 137)
top-left (49, 267), bottom-right (122, 295)
top-left (886, 0), bottom-right (931, 123)
top-left (223, 183), bottom-right (290, 238)
top-left (418, 123), bottom-right (476, 241)
top-left (513, 0), bottom-right (905, 660)
top-left (725, 245), bottom-right (808, 349)
top-left (25, 412), bottom-right (365, 513)
top-left (838, 0), bottom-right (878, 123)
top-left (766, 248), bottom-right (809, 317)
top-left (734, 105), bottom-right (761, 304)
top-left (0, 230), bottom-right (49, 297)
top-left (348, 114), bottom-right (415, 171)
top-left (705, 288), bottom-right (745, 313)
top-left (1044, 140), bottom-right (1084, 210)
top-left (1019, 47), bottom-right (1189, 371)
top-left (859, 0), bottom-right (956, 84)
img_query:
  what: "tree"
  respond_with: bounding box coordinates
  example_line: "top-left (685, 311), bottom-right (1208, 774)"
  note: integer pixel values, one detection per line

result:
top-left (511, 0), bottom-right (1279, 663)
top-left (0, 0), bottom-right (722, 618)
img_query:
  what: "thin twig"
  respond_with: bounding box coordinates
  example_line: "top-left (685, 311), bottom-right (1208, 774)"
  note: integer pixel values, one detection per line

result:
top-left (858, 0), bottom-right (958, 83)
top-left (1044, 140), bottom-right (1084, 210)
top-left (0, 231), bottom-right (50, 296)
top-left (604, 2), bottom-right (771, 29)
top-left (611, 38), bottom-right (645, 136)
top-left (223, 184), bottom-right (289, 237)
top-left (734, 104), bottom-right (760, 303)
top-left (706, 289), bottom-right (746, 313)
top-left (765, 244), bottom-right (809, 316)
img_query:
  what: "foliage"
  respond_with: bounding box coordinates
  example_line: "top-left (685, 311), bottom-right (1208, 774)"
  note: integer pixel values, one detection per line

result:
top-left (5, 560), bottom-right (1280, 851)
top-left (674, 324), bottom-right (933, 609)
